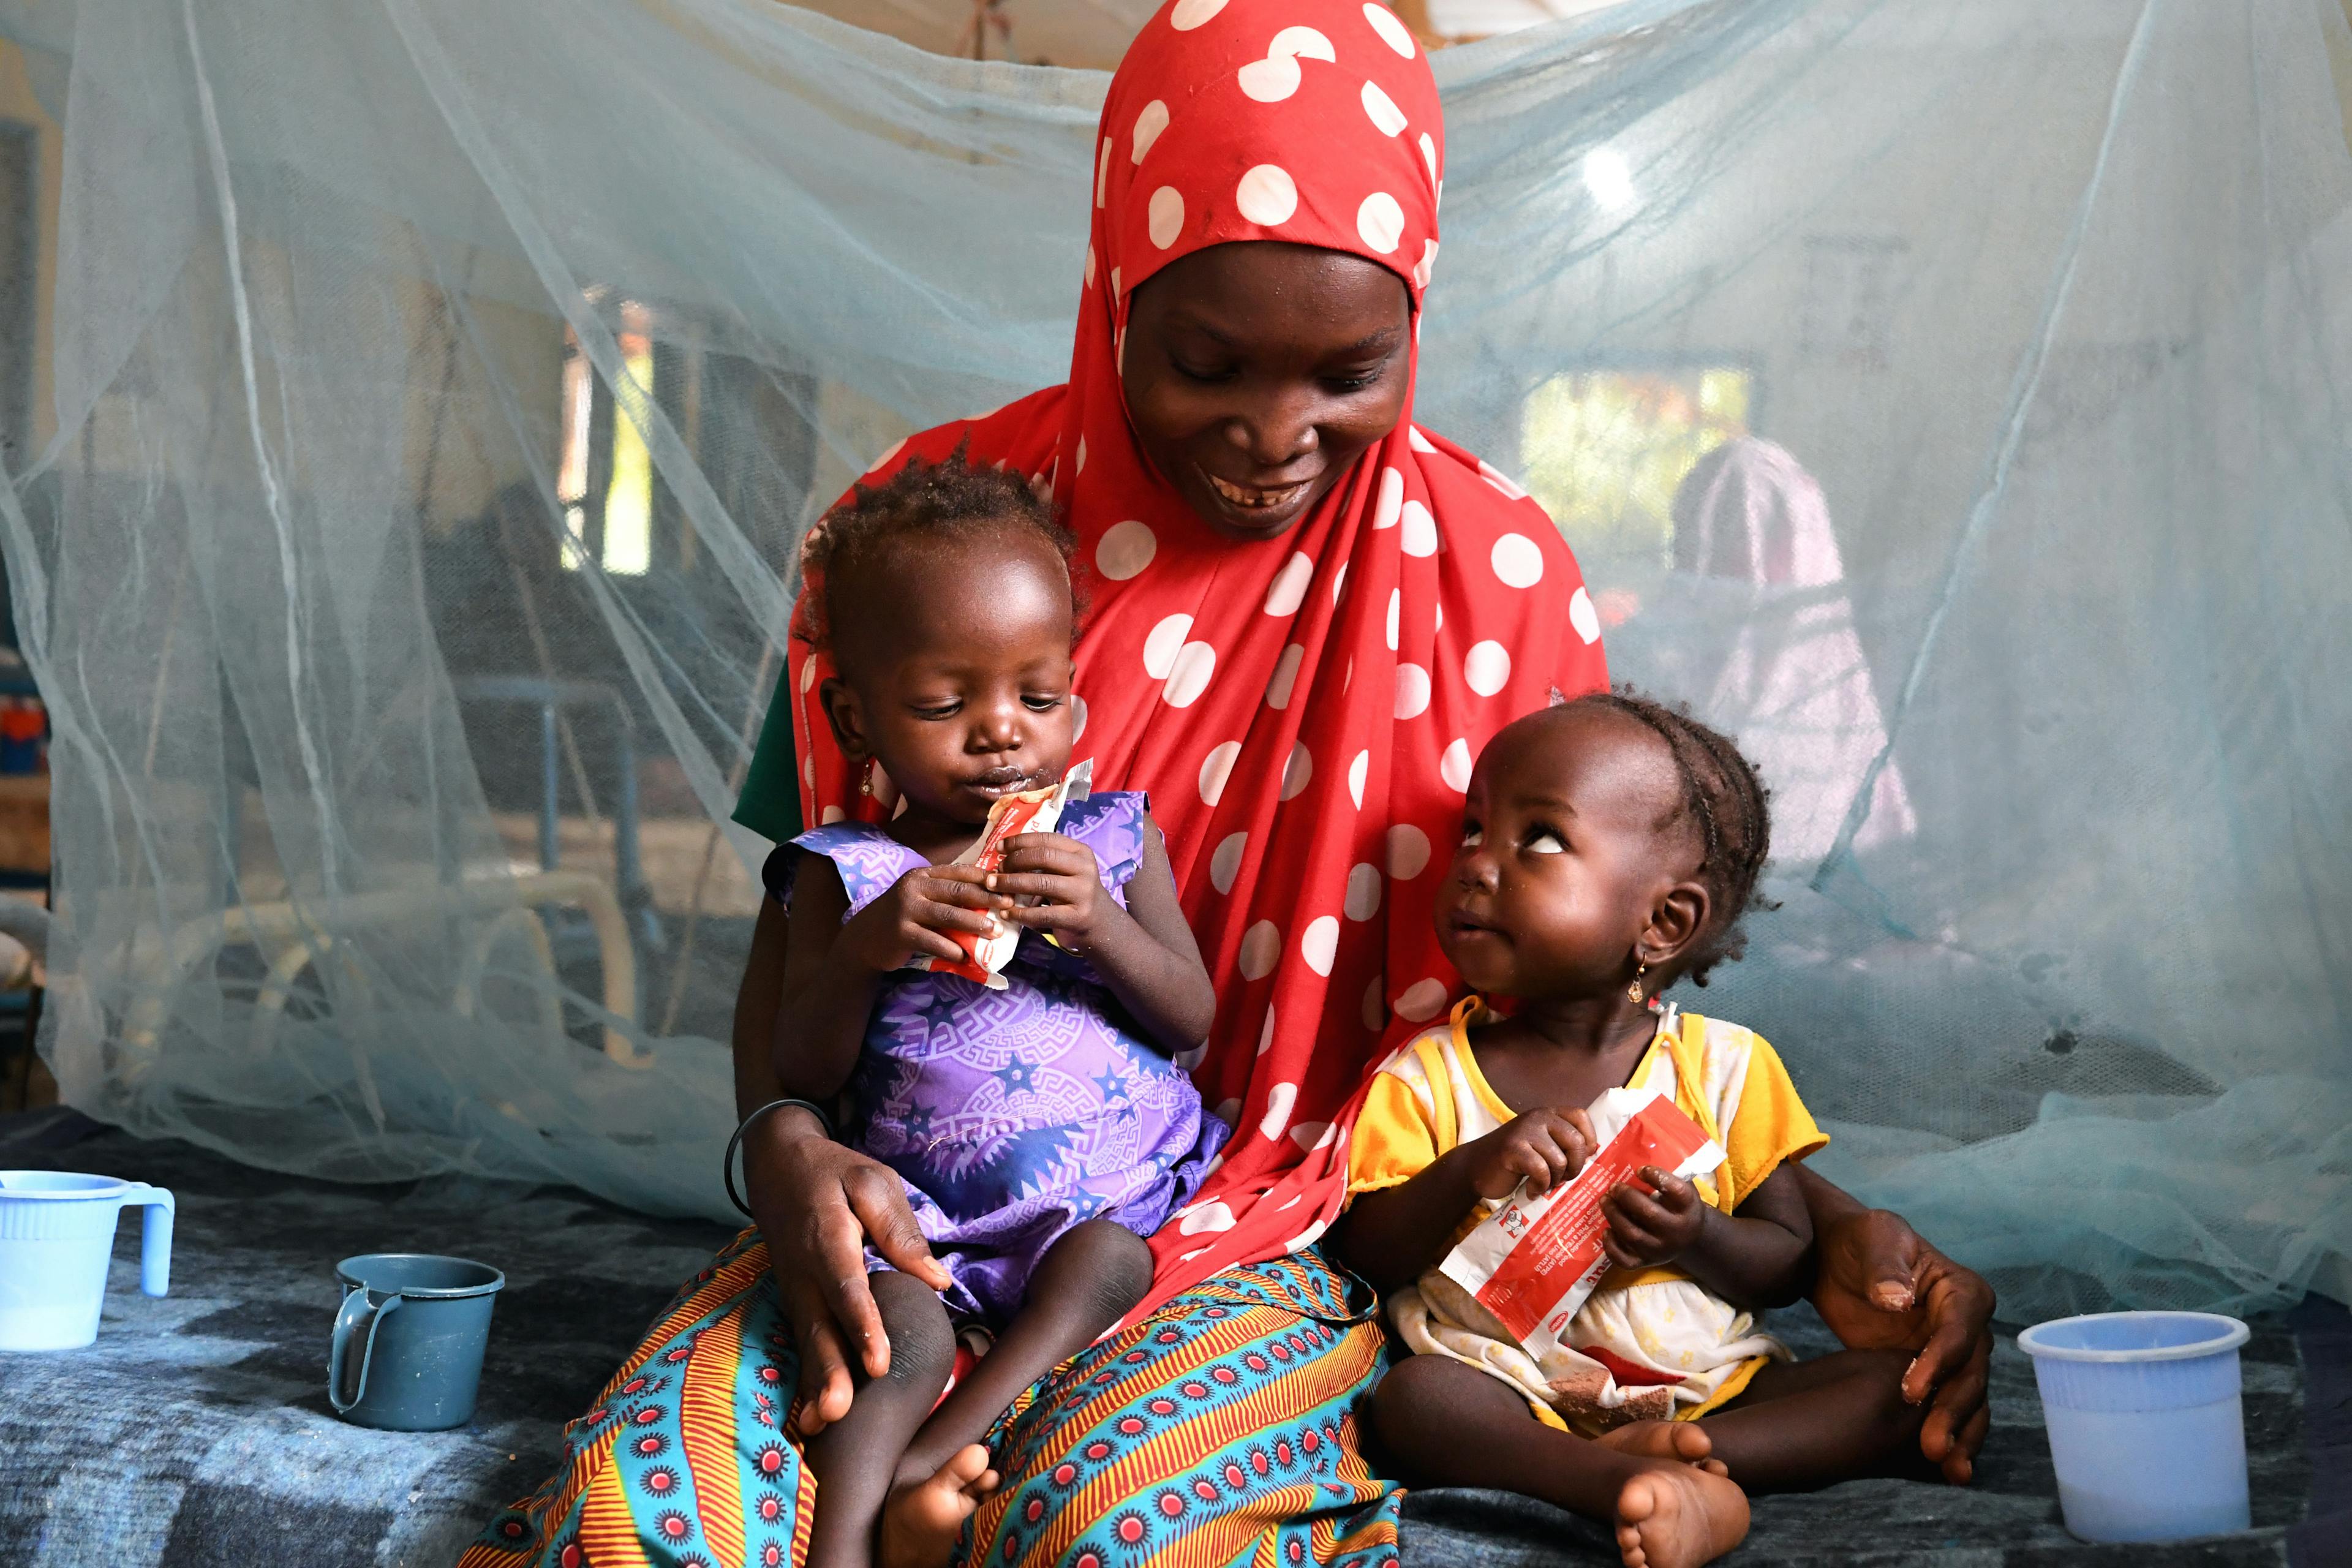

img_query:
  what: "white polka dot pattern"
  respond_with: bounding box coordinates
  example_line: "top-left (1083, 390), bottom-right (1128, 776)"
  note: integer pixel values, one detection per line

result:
top-left (1257, 1080), bottom-right (1297, 1139)
top-left (1096, 519), bottom-right (1157, 579)
top-left (1465, 639), bottom-right (1510, 696)
top-left (1236, 164), bottom-right (1300, 226)
top-left (1491, 532), bottom-right (1545, 588)
top-left (1264, 551), bottom-right (1314, 616)
top-left (1142, 614), bottom-right (1193, 679)
top-left (1363, 1), bottom-right (1417, 56)
top-left (1569, 585), bottom-right (1602, 644)
top-left (1281, 742), bottom-right (1313, 800)
top-left (1147, 186), bottom-right (1185, 247)
top-left (1440, 737), bottom-right (1474, 792)
top-left (1198, 740), bottom-right (1241, 805)
top-left (1270, 24), bottom-right (1336, 59)
top-left (1265, 643), bottom-right (1305, 709)
top-left (1387, 823), bottom-right (1431, 880)
top-left (1302, 916), bottom-right (1340, 976)
top-left (1240, 921), bottom-right (1281, 980)
top-left (1479, 460), bottom-right (1528, 500)
top-left (1400, 500), bottom-right (1437, 557)
top-left (1162, 641), bottom-right (1216, 706)
top-left (1395, 978), bottom-right (1449, 1021)
top-left (1211, 831), bottom-right (1247, 894)
top-left (1393, 662), bottom-right (1430, 719)
top-left (1131, 99), bottom-right (1170, 164)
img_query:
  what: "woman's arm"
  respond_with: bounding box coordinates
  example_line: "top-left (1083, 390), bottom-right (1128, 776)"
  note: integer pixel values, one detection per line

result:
top-left (733, 897), bottom-right (951, 1435)
top-left (996, 824), bottom-right (1215, 1053)
top-left (1795, 1163), bottom-right (1997, 1483)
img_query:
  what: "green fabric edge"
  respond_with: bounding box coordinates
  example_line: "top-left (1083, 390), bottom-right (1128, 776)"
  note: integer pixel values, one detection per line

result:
top-left (730, 678), bottom-right (802, 844)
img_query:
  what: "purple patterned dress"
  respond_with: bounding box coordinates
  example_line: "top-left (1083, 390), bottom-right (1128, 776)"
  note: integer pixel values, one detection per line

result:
top-left (771, 792), bottom-right (1229, 1325)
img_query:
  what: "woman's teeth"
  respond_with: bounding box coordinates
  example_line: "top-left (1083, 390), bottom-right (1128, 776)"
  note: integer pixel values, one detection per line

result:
top-left (1208, 472), bottom-right (1311, 511)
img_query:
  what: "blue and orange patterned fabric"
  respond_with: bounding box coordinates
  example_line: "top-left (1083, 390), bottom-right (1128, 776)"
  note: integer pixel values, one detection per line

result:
top-left (458, 1233), bottom-right (1401, 1568)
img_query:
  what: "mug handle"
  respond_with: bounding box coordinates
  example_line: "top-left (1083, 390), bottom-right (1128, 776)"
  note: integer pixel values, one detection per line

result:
top-left (118, 1183), bottom-right (175, 1297)
top-left (329, 1287), bottom-right (404, 1413)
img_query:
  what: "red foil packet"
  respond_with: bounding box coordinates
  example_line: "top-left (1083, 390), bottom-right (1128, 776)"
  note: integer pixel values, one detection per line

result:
top-left (915, 759), bottom-right (1093, 990)
top-left (1436, 1088), bottom-right (1726, 1357)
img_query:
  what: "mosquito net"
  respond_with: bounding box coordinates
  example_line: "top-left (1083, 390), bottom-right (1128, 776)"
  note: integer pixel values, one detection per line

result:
top-left (2, 0), bottom-right (2346, 1322)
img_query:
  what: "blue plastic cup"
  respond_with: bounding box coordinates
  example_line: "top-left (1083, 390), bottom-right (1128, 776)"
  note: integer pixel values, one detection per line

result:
top-left (2018, 1310), bottom-right (2252, 1542)
top-left (330, 1254), bottom-right (504, 1431)
top-left (0, 1170), bottom-right (174, 1351)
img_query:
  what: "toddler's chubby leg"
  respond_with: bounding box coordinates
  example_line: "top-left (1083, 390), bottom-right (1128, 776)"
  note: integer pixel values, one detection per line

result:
top-left (804, 1269), bottom-right (959, 1568)
top-left (1697, 1347), bottom-right (1933, 1493)
top-left (1371, 1355), bottom-right (1749, 1568)
top-left (881, 1221), bottom-right (1155, 1568)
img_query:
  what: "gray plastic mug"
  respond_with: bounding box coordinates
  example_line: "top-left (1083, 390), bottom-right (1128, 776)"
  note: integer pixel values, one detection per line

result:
top-left (330, 1253), bottom-right (503, 1431)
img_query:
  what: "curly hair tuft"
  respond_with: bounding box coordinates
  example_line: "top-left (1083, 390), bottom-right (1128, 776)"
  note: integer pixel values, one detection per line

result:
top-left (798, 442), bottom-right (1077, 654)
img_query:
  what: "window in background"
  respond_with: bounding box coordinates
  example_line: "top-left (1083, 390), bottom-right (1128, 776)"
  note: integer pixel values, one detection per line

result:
top-left (556, 300), bottom-right (656, 576)
top-left (1517, 367), bottom-right (1751, 567)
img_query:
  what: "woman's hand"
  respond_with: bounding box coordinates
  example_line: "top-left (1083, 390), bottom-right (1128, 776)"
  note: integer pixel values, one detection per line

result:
top-left (837, 864), bottom-right (1006, 974)
top-left (1812, 1204), bottom-right (1997, 1483)
top-left (992, 832), bottom-right (1109, 951)
top-left (1464, 1108), bottom-right (1594, 1200)
top-left (1599, 1166), bottom-right (1708, 1269)
top-left (741, 1106), bottom-right (952, 1437)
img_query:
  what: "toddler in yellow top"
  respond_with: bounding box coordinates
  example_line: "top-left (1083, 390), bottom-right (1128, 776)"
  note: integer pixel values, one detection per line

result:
top-left (1330, 694), bottom-right (1928, 1568)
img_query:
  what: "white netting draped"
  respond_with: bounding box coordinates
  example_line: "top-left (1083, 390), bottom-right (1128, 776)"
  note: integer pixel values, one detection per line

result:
top-left (2, 0), bottom-right (2348, 1321)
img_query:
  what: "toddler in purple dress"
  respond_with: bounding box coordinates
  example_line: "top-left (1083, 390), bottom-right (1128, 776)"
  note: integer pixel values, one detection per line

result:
top-left (767, 452), bottom-right (1225, 1568)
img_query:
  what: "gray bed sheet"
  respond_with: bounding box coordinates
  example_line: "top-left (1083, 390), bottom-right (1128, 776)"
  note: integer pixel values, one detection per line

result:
top-left (0, 1110), bottom-right (2333, 1567)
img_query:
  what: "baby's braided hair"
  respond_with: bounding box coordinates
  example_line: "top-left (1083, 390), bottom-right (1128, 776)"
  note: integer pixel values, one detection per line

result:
top-left (1566, 688), bottom-right (1776, 986)
top-left (799, 441), bottom-right (1078, 654)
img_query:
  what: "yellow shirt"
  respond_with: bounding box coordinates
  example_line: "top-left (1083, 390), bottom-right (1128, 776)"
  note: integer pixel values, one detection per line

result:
top-left (1344, 998), bottom-right (1828, 1430)
top-left (1348, 998), bottom-right (1826, 1226)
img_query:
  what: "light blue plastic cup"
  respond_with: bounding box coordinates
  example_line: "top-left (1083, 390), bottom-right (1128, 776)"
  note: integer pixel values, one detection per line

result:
top-left (2018, 1310), bottom-right (2252, 1542)
top-left (0, 1169), bottom-right (175, 1351)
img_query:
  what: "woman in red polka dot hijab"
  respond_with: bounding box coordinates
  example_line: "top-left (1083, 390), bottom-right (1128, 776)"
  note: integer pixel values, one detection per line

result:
top-left (468, 2), bottom-right (1996, 1563)
top-left (782, 0), bottom-right (1610, 1319)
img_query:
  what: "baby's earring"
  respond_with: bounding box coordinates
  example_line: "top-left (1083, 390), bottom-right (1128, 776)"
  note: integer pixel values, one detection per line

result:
top-left (859, 759), bottom-right (875, 797)
top-left (1627, 959), bottom-right (1648, 1005)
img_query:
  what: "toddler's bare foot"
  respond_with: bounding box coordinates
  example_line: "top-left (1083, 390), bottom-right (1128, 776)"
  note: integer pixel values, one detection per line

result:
top-left (1596, 1420), bottom-right (1728, 1476)
top-left (880, 1445), bottom-right (999, 1568)
top-left (1613, 1463), bottom-right (1749, 1568)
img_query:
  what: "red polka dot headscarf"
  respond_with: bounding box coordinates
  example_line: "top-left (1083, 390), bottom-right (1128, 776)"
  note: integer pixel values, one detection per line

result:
top-left (1084, 0), bottom-right (1443, 367)
top-left (782, 0), bottom-right (1607, 1316)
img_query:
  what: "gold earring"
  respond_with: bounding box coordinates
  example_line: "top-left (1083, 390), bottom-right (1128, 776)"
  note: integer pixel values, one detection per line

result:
top-left (1627, 960), bottom-right (1648, 1005)
top-left (859, 760), bottom-right (875, 797)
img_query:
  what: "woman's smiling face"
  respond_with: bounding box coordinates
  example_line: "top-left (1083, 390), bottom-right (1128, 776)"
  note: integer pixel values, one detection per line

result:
top-left (1121, 241), bottom-right (1412, 542)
